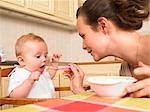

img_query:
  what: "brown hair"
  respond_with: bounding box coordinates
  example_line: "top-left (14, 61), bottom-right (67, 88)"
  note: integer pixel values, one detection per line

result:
top-left (15, 33), bottom-right (45, 56)
top-left (76, 0), bottom-right (149, 31)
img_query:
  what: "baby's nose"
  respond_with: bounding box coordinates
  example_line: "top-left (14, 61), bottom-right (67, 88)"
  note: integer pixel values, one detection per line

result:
top-left (42, 56), bottom-right (47, 62)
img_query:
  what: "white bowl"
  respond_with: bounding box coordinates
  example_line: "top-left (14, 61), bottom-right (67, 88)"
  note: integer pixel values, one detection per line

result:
top-left (87, 76), bottom-right (137, 97)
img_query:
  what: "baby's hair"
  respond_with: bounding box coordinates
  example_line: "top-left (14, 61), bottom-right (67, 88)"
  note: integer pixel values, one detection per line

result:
top-left (76, 0), bottom-right (149, 31)
top-left (15, 33), bottom-right (45, 56)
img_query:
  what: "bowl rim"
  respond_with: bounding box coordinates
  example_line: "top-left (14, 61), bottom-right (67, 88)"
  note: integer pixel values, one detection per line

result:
top-left (86, 76), bottom-right (137, 85)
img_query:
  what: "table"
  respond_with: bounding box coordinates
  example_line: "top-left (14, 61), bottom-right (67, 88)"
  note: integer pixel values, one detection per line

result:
top-left (0, 91), bottom-right (150, 112)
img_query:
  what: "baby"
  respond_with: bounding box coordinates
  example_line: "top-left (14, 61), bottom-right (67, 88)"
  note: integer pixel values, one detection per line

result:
top-left (8, 33), bottom-right (61, 98)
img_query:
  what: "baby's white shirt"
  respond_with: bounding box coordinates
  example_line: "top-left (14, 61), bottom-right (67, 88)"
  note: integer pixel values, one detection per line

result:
top-left (8, 67), bottom-right (55, 98)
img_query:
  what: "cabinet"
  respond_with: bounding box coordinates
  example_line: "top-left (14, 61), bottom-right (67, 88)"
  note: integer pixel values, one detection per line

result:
top-left (27, 0), bottom-right (54, 14)
top-left (0, 0), bottom-right (78, 27)
top-left (54, 0), bottom-right (75, 22)
top-left (1, 0), bottom-right (25, 6)
top-left (78, 0), bottom-right (85, 6)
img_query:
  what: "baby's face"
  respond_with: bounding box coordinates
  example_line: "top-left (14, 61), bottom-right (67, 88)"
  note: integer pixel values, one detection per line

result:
top-left (21, 41), bottom-right (48, 73)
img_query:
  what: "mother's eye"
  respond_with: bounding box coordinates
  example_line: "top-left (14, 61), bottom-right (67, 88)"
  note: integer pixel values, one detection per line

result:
top-left (79, 34), bottom-right (85, 39)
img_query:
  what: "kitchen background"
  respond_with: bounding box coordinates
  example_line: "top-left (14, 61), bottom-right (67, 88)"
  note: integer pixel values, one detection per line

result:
top-left (0, 0), bottom-right (150, 63)
top-left (0, 1), bottom-right (149, 106)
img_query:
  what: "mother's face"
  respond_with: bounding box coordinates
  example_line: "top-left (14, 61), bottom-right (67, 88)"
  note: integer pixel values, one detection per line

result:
top-left (76, 16), bottom-right (110, 61)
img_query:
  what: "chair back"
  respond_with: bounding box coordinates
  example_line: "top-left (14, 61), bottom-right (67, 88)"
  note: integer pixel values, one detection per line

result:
top-left (0, 67), bottom-right (15, 109)
top-left (0, 67), bottom-right (15, 98)
top-left (0, 66), bottom-right (70, 110)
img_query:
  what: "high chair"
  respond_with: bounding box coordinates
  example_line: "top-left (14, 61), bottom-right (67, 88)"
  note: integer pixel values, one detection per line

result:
top-left (0, 66), bottom-right (70, 109)
top-left (0, 66), bottom-right (90, 109)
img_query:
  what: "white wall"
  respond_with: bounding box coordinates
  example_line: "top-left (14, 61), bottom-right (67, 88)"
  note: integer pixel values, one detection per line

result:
top-left (0, 10), bottom-right (96, 62)
top-left (138, 19), bottom-right (150, 34)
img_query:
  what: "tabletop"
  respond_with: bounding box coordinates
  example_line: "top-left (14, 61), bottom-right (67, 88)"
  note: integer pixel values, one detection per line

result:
top-left (0, 91), bottom-right (150, 112)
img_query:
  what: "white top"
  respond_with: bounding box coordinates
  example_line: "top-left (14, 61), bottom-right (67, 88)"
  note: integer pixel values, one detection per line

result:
top-left (8, 67), bottom-right (55, 98)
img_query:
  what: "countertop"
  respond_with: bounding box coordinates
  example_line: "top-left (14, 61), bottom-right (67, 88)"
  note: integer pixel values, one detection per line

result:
top-left (0, 61), bottom-right (69, 66)
top-left (0, 60), bottom-right (122, 66)
top-left (0, 60), bottom-right (18, 66)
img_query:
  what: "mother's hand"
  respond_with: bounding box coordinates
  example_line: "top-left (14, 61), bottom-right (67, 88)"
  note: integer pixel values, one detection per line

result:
top-left (63, 64), bottom-right (85, 94)
top-left (126, 61), bottom-right (150, 97)
top-left (127, 78), bottom-right (150, 97)
top-left (134, 61), bottom-right (150, 79)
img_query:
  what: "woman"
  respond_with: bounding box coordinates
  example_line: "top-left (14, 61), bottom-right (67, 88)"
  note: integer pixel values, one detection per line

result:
top-left (66, 0), bottom-right (150, 97)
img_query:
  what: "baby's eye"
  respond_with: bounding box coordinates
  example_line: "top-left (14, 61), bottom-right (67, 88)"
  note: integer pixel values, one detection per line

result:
top-left (36, 55), bottom-right (40, 58)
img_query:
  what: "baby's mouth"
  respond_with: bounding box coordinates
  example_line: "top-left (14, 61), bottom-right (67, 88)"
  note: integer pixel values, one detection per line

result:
top-left (40, 65), bottom-right (45, 69)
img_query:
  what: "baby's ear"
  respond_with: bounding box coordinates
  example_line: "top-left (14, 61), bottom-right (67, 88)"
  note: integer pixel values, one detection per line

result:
top-left (17, 56), bottom-right (25, 66)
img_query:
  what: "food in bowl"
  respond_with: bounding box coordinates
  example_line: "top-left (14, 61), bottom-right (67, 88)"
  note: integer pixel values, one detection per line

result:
top-left (87, 76), bottom-right (137, 97)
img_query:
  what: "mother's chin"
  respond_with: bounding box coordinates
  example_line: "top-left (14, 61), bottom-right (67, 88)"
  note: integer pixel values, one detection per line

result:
top-left (93, 55), bottom-right (106, 62)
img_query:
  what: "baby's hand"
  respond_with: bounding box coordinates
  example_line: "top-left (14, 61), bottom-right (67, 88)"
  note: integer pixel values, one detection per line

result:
top-left (28, 71), bottom-right (41, 82)
top-left (51, 53), bottom-right (62, 63)
top-left (48, 53), bottom-right (62, 79)
top-left (51, 53), bottom-right (62, 67)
